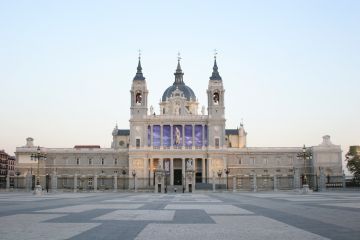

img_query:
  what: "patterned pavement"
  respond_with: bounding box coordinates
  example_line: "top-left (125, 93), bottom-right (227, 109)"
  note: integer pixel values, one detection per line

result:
top-left (0, 191), bottom-right (359, 239)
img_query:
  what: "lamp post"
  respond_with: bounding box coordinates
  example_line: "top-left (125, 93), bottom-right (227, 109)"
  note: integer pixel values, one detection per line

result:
top-left (217, 169), bottom-right (222, 189)
top-left (132, 170), bottom-right (136, 190)
top-left (31, 146), bottom-right (47, 195)
top-left (297, 145), bottom-right (312, 187)
top-left (121, 168), bottom-right (126, 190)
top-left (224, 168), bottom-right (230, 190)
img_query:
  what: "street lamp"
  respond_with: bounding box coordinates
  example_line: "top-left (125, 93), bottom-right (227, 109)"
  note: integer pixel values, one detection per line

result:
top-left (297, 145), bottom-right (312, 186)
top-left (30, 146), bottom-right (47, 195)
top-left (121, 168), bottom-right (126, 190)
top-left (224, 168), bottom-right (230, 190)
top-left (132, 170), bottom-right (136, 190)
top-left (217, 169), bottom-right (222, 189)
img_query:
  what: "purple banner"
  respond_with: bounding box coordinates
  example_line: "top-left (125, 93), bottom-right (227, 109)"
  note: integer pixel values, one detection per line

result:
top-left (153, 125), bottom-right (161, 147)
top-left (185, 125), bottom-right (193, 146)
top-left (163, 125), bottom-right (171, 147)
top-left (195, 125), bottom-right (203, 146)
top-left (173, 125), bottom-right (183, 146)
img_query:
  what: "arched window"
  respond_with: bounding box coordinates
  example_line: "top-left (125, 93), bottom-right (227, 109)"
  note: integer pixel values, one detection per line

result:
top-left (213, 92), bottom-right (220, 104)
top-left (135, 92), bottom-right (142, 104)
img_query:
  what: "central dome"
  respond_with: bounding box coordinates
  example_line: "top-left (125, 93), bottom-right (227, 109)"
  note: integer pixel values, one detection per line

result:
top-left (162, 84), bottom-right (196, 102)
top-left (161, 60), bottom-right (196, 102)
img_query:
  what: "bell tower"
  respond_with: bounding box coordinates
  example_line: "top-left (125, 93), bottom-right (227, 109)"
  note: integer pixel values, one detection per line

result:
top-left (129, 54), bottom-right (148, 149)
top-left (130, 54), bottom-right (148, 118)
top-left (207, 53), bottom-right (226, 148)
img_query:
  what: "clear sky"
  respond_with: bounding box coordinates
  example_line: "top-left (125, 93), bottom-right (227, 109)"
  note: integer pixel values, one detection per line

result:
top-left (0, 1), bottom-right (359, 172)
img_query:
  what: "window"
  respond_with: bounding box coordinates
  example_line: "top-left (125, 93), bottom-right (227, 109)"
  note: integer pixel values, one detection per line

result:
top-left (135, 92), bottom-right (142, 104)
top-left (136, 138), bottom-right (141, 148)
top-left (89, 159), bottom-right (92, 165)
top-left (88, 178), bottom-right (93, 186)
top-left (101, 158), bottom-right (104, 165)
top-left (115, 159), bottom-right (117, 165)
top-left (119, 141), bottom-right (125, 147)
top-left (238, 157), bottom-right (242, 164)
top-left (215, 138), bottom-right (220, 148)
top-left (76, 158), bottom-right (79, 165)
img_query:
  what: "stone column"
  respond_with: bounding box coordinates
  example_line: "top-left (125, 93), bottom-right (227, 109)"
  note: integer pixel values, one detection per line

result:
top-left (51, 171), bottom-right (57, 192)
top-left (192, 124), bottom-right (195, 149)
top-left (182, 158), bottom-right (185, 177)
top-left (252, 174), bottom-right (257, 192)
top-left (182, 125), bottom-right (185, 146)
top-left (202, 125), bottom-right (205, 147)
top-left (94, 174), bottom-right (98, 192)
top-left (170, 158), bottom-right (174, 186)
top-left (273, 175), bottom-right (278, 191)
top-left (170, 124), bottom-right (173, 147)
top-left (150, 125), bottom-right (153, 147)
top-left (113, 174), bottom-right (118, 192)
top-left (232, 176), bottom-right (236, 192)
top-left (74, 174), bottom-right (78, 193)
top-left (202, 158), bottom-right (206, 183)
top-left (160, 125), bottom-right (163, 147)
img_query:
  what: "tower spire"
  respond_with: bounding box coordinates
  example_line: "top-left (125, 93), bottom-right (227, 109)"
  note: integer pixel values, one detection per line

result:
top-left (174, 52), bottom-right (184, 84)
top-left (133, 50), bottom-right (145, 81)
top-left (210, 49), bottom-right (222, 81)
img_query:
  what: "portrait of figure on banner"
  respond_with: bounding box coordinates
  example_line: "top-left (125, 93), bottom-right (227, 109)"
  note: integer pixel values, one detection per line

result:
top-left (175, 127), bottom-right (181, 145)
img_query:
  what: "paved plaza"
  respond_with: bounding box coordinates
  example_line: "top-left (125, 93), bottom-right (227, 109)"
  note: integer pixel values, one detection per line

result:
top-left (0, 191), bottom-right (359, 240)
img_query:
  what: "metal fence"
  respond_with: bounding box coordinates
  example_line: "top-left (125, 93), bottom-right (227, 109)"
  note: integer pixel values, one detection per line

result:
top-left (1, 174), bottom-right (357, 192)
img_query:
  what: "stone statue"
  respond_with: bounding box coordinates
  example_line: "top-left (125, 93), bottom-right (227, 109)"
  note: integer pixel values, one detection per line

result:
top-left (150, 105), bottom-right (154, 115)
top-left (186, 159), bottom-right (193, 170)
top-left (201, 106), bottom-right (205, 115)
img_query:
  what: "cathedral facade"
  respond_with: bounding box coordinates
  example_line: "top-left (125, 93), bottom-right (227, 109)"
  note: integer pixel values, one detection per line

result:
top-left (15, 57), bottom-right (343, 192)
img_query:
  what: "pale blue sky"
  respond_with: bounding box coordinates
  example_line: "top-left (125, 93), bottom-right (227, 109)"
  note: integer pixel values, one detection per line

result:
top-left (0, 1), bottom-right (359, 171)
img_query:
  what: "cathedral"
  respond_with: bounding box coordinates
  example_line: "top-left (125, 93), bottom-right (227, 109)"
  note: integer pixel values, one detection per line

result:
top-left (15, 56), bottom-right (343, 192)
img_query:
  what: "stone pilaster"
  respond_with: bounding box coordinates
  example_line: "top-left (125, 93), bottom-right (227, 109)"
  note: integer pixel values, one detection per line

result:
top-left (273, 175), bottom-right (278, 191)
top-left (113, 174), bottom-right (118, 192)
top-left (232, 176), bottom-right (236, 192)
top-left (94, 174), bottom-right (98, 192)
top-left (170, 158), bottom-right (174, 186)
top-left (51, 172), bottom-right (57, 192)
top-left (74, 174), bottom-right (78, 193)
top-left (252, 174), bottom-right (257, 192)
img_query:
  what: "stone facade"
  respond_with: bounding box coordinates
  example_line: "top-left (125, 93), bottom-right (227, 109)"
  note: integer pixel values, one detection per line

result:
top-left (14, 57), bottom-right (343, 191)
